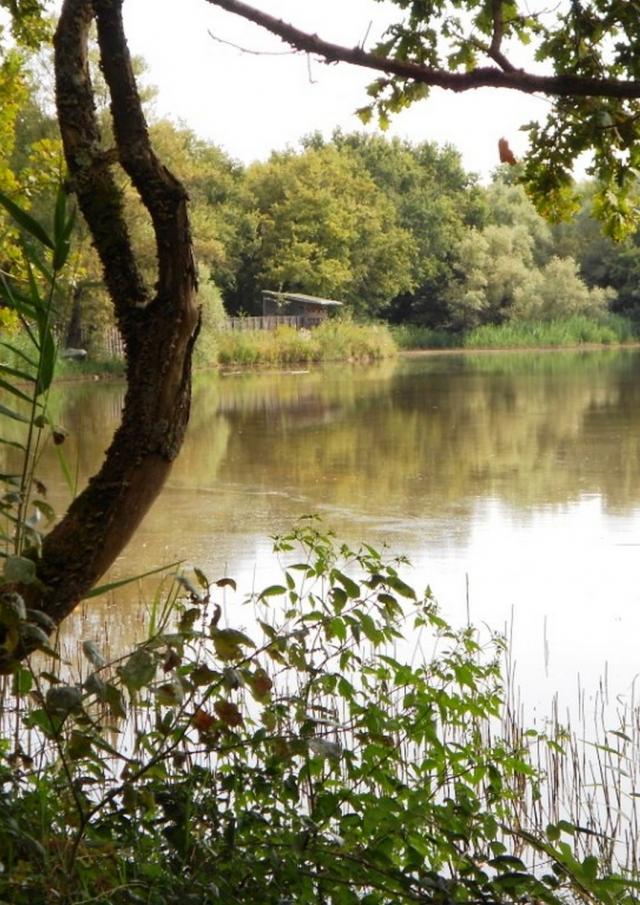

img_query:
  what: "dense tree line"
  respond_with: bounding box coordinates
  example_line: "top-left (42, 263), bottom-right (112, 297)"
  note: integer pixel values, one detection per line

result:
top-left (2, 42), bottom-right (640, 344)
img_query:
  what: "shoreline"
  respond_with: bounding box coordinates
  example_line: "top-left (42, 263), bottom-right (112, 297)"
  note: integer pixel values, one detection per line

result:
top-left (398, 340), bottom-right (640, 357)
top-left (52, 339), bottom-right (640, 383)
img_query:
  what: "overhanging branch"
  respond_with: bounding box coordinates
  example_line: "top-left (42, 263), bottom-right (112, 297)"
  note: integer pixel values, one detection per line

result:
top-left (205, 0), bottom-right (640, 100)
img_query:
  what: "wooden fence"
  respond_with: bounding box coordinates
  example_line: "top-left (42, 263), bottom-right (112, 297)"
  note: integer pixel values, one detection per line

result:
top-left (71, 314), bottom-right (324, 361)
top-left (78, 326), bottom-right (125, 360)
top-left (224, 315), bottom-right (324, 332)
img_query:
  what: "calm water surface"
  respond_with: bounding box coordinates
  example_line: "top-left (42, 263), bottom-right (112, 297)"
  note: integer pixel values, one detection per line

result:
top-left (34, 349), bottom-right (640, 712)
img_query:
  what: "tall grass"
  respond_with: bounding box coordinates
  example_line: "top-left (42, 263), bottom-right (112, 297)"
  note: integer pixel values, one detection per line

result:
top-left (392, 315), bottom-right (640, 351)
top-left (2, 525), bottom-right (640, 901)
top-left (463, 314), bottom-right (639, 349)
top-left (391, 324), bottom-right (459, 350)
top-left (215, 320), bottom-right (397, 366)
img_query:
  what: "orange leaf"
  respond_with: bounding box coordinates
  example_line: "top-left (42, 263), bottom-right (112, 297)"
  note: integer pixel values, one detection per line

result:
top-left (193, 708), bottom-right (216, 732)
top-left (214, 699), bottom-right (244, 728)
top-left (249, 669), bottom-right (273, 701)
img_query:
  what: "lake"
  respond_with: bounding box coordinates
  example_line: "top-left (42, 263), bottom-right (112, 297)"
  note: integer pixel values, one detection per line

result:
top-left (35, 348), bottom-right (640, 717)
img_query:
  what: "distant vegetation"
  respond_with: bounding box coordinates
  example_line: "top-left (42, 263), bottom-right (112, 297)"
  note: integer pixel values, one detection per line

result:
top-left (393, 314), bottom-right (640, 352)
top-left (3, 47), bottom-right (640, 360)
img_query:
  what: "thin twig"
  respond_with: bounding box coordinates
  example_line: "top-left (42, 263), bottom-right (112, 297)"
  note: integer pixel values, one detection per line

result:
top-left (208, 28), bottom-right (298, 56)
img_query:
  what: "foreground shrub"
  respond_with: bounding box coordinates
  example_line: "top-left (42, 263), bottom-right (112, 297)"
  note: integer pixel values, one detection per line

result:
top-left (0, 521), bottom-right (636, 903)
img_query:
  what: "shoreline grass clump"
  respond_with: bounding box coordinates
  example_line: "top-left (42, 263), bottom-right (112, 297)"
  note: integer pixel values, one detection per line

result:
top-left (393, 315), bottom-right (640, 351)
top-left (391, 323), bottom-right (458, 350)
top-left (463, 314), bottom-right (639, 349)
top-left (215, 319), bottom-right (397, 367)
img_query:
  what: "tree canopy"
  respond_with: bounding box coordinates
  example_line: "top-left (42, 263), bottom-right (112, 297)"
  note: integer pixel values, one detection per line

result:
top-left (209, 0), bottom-right (640, 238)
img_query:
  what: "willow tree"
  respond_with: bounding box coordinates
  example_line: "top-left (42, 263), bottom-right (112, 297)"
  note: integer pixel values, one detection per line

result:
top-left (3, 0), bottom-right (640, 664)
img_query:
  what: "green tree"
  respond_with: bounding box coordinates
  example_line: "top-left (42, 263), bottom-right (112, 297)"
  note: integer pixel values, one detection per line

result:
top-left (446, 179), bottom-right (615, 328)
top-left (233, 144), bottom-right (415, 317)
top-left (328, 131), bottom-right (483, 325)
top-left (212, 0), bottom-right (640, 237)
top-left (552, 185), bottom-right (640, 316)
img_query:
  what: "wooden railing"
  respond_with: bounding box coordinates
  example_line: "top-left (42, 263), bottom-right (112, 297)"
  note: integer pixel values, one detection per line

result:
top-left (69, 315), bottom-right (325, 361)
top-left (77, 326), bottom-right (125, 360)
top-left (224, 315), bottom-right (324, 332)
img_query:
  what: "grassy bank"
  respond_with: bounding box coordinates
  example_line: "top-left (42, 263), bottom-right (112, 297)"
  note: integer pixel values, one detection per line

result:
top-left (5, 315), bottom-right (639, 382)
top-left (393, 314), bottom-right (640, 351)
top-left (215, 319), bottom-right (396, 366)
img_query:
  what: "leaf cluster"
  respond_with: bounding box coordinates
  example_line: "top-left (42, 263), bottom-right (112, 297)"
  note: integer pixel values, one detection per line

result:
top-left (0, 520), bottom-right (637, 904)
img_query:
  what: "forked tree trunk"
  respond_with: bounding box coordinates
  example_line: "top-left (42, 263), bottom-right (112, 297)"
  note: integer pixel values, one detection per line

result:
top-left (0, 0), bottom-right (200, 669)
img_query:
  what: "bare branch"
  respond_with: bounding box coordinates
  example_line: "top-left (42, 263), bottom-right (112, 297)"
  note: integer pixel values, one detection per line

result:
top-left (205, 0), bottom-right (640, 100)
top-left (488, 0), bottom-right (516, 72)
top-left (208, 29), bottom-right (298, 56)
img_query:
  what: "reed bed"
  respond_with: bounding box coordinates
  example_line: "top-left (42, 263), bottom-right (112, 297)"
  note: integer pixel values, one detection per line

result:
top-left (393, 315), bottom-right (640, 352)
top-left (215, 320), bottom-right (397, 366)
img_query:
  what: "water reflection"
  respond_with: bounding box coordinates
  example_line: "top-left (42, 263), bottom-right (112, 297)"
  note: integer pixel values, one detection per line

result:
top-left (13, 349), bottom-right (640, 706)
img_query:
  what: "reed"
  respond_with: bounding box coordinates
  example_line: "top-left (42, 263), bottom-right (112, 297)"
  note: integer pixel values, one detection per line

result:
top-left (391, 315), bottom-right (640, 352)
top-left (463, 315), bottom-right (639, 349)
top-left (215, 320), bottom-right (397, 366)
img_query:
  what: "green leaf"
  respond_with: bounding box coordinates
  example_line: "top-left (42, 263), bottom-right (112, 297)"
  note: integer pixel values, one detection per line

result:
top-left (36, 324), bottom-right (56, 395)
top-left (386, 574), bottom-right (417, 599)
top-left (211, 627), bottom-right (255, 661)
top-left (258, 584), bottom-right (287, 600)
top-left (0, 364), bottom-right (35, 383)
top-left (0, 188), bottom-right (54, 249)
top-left (25, 608), bottom-right (56, 632)
top-left (82, 640), bottom-right (106, 669)
top-left (45, 684), bottom-right (82, 715)
top-left (12, 665), bottom-right (32, 695)
top-left (191, 664), bottom-right (219, 686)
top-left (68, 729), bottom-right (93, 760)
top-left (53, 184), bottom-right (72, 270)
top-left (105, 683), bottom-right (127, 719)
top-left (54, 445), bottom-right (76, 495)
top-left (4, 555), bottom-right (37, 584)
top-left (490, 855), bottom-right (527, 871)
top-left (0, 437), bottom-right (26, 451)
top-left (118, 648), bottom-right (156, 691)
top-left (581, 855), bottom-right (599, 883)
top-left (156, 678), bottom-right (184, 706)
top-left (0, 402), bottom-right (29, 424)
top-left (84, 560), bottom-right (183, 599)
top-left (332, 569), bottom-right (360, 598)
top-left (546, 823), bottom-right (560, 841)
top-left (0, 340), bottom-right (37, 369)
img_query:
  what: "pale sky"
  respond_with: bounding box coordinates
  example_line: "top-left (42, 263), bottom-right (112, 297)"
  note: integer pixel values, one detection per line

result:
top-left (120, 0), bottom-right (552, 181)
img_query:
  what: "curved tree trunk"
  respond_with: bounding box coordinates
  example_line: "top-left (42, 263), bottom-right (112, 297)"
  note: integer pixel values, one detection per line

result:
top-left (1, 0), bottom-right (200, 668)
